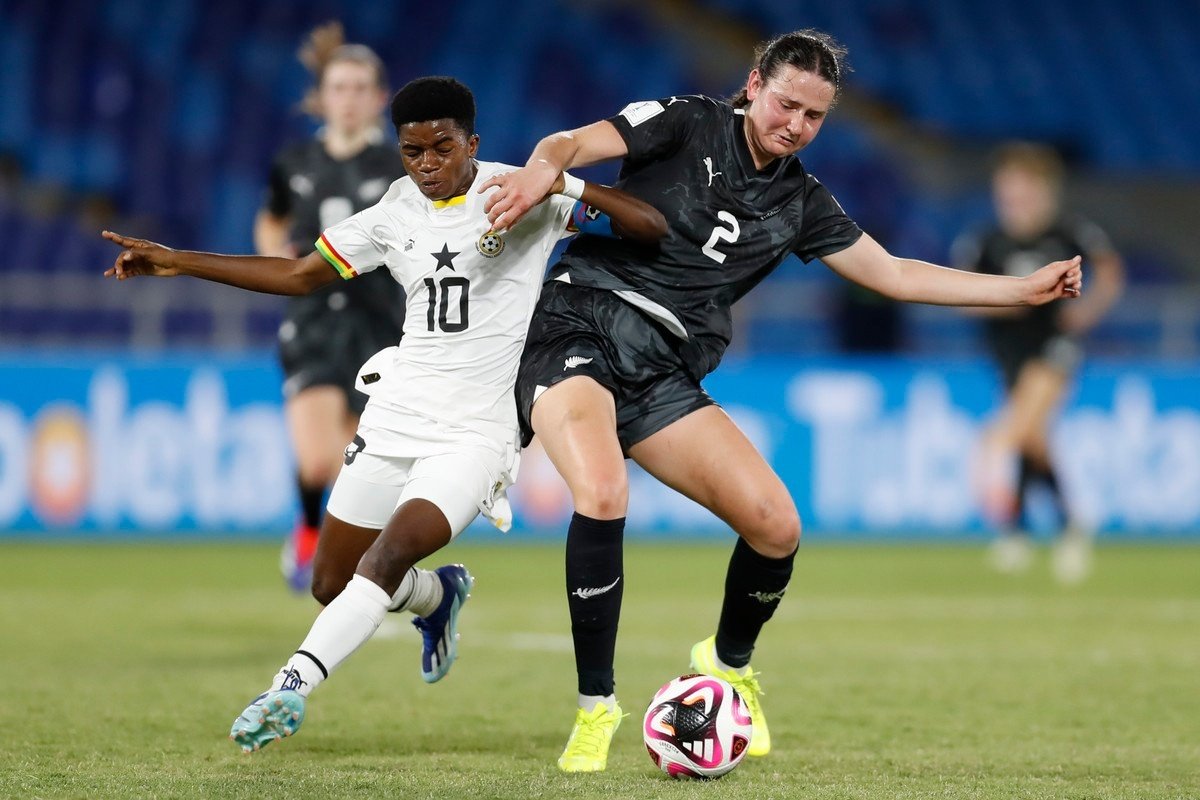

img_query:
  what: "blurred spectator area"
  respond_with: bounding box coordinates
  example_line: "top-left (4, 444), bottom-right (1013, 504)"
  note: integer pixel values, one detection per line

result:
top-left (1, 0), bottom-right (1197, 356)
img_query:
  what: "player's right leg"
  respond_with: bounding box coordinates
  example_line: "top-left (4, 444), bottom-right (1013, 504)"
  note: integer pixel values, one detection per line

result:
top-left (231, 451), bottom-right (475, 753)
top-left (630, 405), bottom-right (801, 758)
top-left (310, 514), bottom-right (381, 605)
top-left (529, 376), bottom-right (630, 772)
top-left (281, 385), bottom-right (351, 592)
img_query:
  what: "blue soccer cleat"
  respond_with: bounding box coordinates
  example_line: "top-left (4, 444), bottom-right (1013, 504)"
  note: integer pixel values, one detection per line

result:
top-left (280, 523), bottom-right (319, 594)
top-left (229, 690), bottom-right (306, 753)
top-left (411, 564), bottom-right (473, 683)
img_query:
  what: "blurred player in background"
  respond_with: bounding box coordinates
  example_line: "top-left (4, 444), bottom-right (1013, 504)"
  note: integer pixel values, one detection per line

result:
top-left (259, 23), bottom-right (407, 593)
top-left (103, 76), bottom-right (665, 754)
top-left (955, 142), bottom-right (1124, 583)
top-left (483, 30), bottom-right (1085, 771)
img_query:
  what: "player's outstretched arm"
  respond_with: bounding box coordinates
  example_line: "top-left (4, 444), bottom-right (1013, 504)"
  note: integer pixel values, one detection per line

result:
top-left (102, 230), bottom-right (338, 296)
top-left (824, 233), bottom-right (1083, 307)
top-left (573, 181), bottom-right (667, 244)
top-left (481, 121), bottom-right (629, 232)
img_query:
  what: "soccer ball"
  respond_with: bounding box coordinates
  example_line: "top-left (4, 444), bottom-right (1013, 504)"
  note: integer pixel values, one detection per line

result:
top-left (642, 673), bottom-right (753, 779)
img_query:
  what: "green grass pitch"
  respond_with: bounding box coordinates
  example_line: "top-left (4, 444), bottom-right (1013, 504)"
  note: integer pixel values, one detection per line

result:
top-left (1, 540), bottom-right (1197, 799)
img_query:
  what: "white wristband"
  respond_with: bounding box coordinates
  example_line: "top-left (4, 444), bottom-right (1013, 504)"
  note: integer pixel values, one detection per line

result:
top-left (560, 171), bottom-right (585, 201)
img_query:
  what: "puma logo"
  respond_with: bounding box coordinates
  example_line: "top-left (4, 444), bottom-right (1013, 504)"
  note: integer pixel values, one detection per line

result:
top-left (703, 157), bottom-right (722, 187)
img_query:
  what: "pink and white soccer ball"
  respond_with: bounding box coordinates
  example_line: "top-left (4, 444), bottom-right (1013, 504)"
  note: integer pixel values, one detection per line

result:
top-left (642, 673), bottom-right (753, 779)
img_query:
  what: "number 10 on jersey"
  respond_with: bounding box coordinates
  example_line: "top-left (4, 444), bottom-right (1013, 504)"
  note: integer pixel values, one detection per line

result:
top-left (423, 276), bottom-right (470, 332)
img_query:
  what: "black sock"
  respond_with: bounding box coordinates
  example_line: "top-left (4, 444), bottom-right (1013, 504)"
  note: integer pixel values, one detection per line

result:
top-left (298, 477), bottom-right (324, 529)
top-left (715, 538), bottom-right (796, 668)
top-left (1016, 456), bottom-right (1033, 528)
top-left (565, 512), bottom-right (625, 697)
top-left (1018, 455), bottom-right (1068, 528)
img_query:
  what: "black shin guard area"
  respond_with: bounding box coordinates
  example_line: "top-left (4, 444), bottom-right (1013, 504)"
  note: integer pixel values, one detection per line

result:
top-left (715, 538), bottom-right (796, 668)
top-left (298, 480), bottom-right (325, 529)
top-left (565, 513), bottom-right (625, 696)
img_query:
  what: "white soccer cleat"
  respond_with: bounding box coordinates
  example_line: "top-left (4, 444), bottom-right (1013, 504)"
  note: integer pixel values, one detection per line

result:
top-left (989, 534), bottom-right (1033, 574)
top-left (1052, 527), bottom-right (1094, 585)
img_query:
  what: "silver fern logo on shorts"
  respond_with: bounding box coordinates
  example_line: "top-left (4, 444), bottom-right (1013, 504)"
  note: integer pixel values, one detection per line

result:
top-left (564, 355), bottom-right (594, 370)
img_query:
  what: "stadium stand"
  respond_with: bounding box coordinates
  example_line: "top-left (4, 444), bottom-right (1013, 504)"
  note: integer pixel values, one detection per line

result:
top-left (1, 0), bottom-right (1196, 355)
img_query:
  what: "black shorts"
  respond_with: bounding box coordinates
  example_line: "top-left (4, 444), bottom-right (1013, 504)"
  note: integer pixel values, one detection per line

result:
top-left (278, 309), bottom-right (403, 415)
top-left (516, 281), bottom-right (716, 452)
top-left (991, 333), bottom-right (1082, 389)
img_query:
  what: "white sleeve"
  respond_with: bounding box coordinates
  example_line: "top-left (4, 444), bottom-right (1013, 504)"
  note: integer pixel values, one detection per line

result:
top-left (315, 204), bottom-right (398, 279)
top-left (549, 192), bottom-right (580, 241)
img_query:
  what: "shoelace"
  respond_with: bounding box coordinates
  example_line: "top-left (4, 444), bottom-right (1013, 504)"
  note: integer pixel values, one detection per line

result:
top-left (730, 671), bottom-right (765, 716)
top-left (567, 710), bottom-right (625, 755)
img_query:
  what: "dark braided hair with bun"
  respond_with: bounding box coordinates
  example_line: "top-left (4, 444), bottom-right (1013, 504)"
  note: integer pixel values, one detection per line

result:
top-left (730, 29), bottom-right (849, 109)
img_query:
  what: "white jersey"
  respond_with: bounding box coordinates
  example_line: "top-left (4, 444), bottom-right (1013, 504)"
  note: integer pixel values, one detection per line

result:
top-left (315, 160), bottom-right (576, 466)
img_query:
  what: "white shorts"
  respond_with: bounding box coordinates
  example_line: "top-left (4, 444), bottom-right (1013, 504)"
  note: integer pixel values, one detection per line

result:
top-left (325, 448), bottom-right (511, 537)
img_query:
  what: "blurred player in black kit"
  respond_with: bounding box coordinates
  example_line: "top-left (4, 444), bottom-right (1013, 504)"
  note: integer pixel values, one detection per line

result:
top-left (955, 142), bottom-right (1124, 583)
top-left (483, 30), bottom-right (1086, 771)
top-left (256, 23), bottom-right (407, 592)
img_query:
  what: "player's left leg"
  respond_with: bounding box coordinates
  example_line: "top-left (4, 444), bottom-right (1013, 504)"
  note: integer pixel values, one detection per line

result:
top-left (630, 405), bottom-right (801, 758)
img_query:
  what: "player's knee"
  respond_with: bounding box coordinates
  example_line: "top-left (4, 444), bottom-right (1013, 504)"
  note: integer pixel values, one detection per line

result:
top-left (571, 472), bottom-right (629, 519)
top-left (308, 530), bottom-right (354, 606)
top-left (741, 499), bottom-right (801, 558)
top-left (310, 567), bottom-right (350, 606)
top-left (297, 459), bottom-right (337, 488)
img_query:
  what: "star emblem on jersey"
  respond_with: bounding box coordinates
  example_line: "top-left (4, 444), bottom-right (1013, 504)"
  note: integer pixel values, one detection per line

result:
top-left (432, 243), bottom-right (459, 271)
top-left (476, 230), bottom-right (505, 258)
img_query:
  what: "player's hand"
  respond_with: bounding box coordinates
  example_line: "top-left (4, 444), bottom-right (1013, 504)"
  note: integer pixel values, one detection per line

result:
top-left (1023, 255), bottom-right (1082, 305)
top-left (101, 230), bottom-right (180, 279)
top-left (479, 160), bottom-right (559, 233)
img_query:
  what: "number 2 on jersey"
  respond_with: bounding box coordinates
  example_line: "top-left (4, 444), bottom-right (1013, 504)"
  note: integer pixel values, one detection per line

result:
top-left (423, 276), bottom-right (470, 332)
top-left (701, 211), bottom-right (741, 264)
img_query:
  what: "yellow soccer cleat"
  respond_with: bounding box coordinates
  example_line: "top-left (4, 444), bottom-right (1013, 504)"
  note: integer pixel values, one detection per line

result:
top-left (690, 635), bottom-right (770, 757)
top-left (557, 701), bottom-right (624, 772)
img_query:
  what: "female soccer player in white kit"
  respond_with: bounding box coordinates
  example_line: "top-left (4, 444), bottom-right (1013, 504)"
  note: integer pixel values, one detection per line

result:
top-left (102, 76), bottom-right (666, 753)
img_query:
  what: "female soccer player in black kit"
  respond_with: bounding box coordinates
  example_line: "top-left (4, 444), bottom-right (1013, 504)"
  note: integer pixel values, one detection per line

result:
top-left (257, 24), bottom-right (407, 592)
top-left (483, 29), bottom-right (1086, 772)
top-left (954, 142), bottom-right (1124, 583)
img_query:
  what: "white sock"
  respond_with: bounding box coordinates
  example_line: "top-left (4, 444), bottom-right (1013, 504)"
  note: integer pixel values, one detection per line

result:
top-left (389, 567), bottom-right (444, 617)
top-left (270, 574), bottom-right (391, 697)
top-left (713, 645), bottom-right (751, 676)
top-left (578, 694), bottom-right (617, 712)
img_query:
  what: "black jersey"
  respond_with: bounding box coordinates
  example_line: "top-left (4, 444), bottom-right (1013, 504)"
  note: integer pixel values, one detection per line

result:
top-left (954, 215), bottom-right (1114, 353)
top-left (265, 137), bottom-right (406, 327)
top-left (549, 95), bottom-right (862, 377)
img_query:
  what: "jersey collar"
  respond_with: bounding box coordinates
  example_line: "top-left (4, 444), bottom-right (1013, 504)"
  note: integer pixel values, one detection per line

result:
top-left (431, 194), bottom-right (467, 209)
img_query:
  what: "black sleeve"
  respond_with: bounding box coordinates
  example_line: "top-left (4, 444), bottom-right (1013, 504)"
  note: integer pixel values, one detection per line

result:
top-left (263, 156), bottom-right (292, 218)
top-left (1066, 215), bottom-right (1116, 259)
top-left (950, 227), bottom-right (987, 271)
top-left (607, 96), bottom-right (711, 168)
top-left (792, 175), bottom-right (863, 262)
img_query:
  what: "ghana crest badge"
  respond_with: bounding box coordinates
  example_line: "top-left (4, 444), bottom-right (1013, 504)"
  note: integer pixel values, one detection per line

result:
top-left (477, 230), bottom-right (505, 258)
